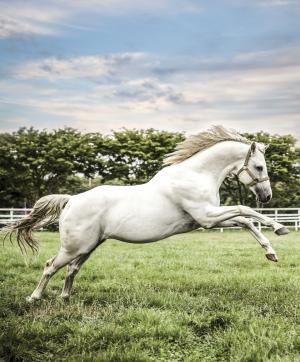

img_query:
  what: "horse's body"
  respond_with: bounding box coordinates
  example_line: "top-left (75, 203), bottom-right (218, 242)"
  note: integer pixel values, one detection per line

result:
top-left (7, 126), bottom-right (289, 302)
top-left (62, 175), bottom-right (198, 248)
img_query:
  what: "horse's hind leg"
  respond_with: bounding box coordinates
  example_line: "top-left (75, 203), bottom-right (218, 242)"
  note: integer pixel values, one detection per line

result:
top-left (61, 240), bottom-right (106, 301)
top-left (61, 253), bottom-right (91, 301)
top-left (26, 249), bottom-right (78, 302)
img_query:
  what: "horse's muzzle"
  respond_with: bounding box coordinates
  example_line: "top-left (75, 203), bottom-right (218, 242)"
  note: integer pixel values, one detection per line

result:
top-left (259, 193), bottom-right (272, 203)
top-left (256, 188), bottom-right (272, 203)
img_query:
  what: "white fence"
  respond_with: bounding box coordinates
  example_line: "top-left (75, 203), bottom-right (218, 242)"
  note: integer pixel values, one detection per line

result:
top-left (0, 207), bottom-right (299, 231)
top-left (252, 208), bottom-right (300, 232)
top-left (0, 208), bottom-right (32, 226)
top-left (219, 208), bottom-right (300, 232)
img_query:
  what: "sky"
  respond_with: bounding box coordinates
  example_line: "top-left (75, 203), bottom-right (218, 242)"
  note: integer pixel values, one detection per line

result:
top-left (0, 0), bottom-right (299, 141)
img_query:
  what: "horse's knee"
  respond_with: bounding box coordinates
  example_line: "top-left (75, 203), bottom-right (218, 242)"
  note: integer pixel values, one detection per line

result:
top-left (202, 222), bottom-right (214, 229)
top-left (43, 257), bottom-right (59, 277)
top-left (242, 220), bottom-right (254, 229)
top-left (45, 256), bottom-right (55, 267)
top-left (237, 205), bottom-right (250, 215)
top-left (43, 267), bottom-right (54, 278)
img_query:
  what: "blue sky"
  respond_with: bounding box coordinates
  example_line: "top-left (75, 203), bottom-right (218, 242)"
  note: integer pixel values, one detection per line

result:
top-left (0, 0), bottom-right (299, 140)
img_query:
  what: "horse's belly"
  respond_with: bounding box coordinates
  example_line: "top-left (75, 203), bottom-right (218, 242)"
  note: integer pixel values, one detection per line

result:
top-left (106, 209), bottom-right (198, 243)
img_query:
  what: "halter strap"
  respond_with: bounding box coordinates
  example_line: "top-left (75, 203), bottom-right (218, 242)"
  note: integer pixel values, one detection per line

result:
top-left (236, 142), bottom-right (269, 187)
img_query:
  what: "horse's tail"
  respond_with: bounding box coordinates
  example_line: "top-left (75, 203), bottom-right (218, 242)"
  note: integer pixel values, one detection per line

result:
top-left (4, 194), bottom-right (71, 254)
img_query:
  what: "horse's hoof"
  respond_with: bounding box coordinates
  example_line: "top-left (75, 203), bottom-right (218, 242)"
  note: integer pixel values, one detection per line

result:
top-left (61, 294), bottom-right (70, 303)
top-left (275, 226), bottom-right (289, 236)
top-left (266, 253), bottom-right (278, 262)
top-left (26, 296), bottom-right (37, 303)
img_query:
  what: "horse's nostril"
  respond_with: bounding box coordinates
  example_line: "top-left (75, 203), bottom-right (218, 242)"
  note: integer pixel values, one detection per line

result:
top-left (266, 194), bottom-right (271, 202)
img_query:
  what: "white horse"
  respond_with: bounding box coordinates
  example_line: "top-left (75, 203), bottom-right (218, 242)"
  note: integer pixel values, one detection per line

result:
top-left (7, 126), bottom-right (288, 302)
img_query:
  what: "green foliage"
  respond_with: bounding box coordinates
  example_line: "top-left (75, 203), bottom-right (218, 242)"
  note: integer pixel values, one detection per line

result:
top-left (0, 128), bottom-right (183, 207)
top-left (1, 230), bottom-right (300, 361)
top-left (0, 128), bottom-right (106, 206)
top-left (101, 128), bottom-right (184, 184)
top-left (0, 127), bottom-right (298, 207)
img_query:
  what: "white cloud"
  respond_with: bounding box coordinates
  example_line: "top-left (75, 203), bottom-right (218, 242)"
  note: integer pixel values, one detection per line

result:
top-left (254, 0), bottom-right (300, 6)
top-left (0, 0), bottom-right (203, 39)
top-left (59, 0), bottom-right (203, 15)
top-left (15, 53), bottom-right (147, 80)
top-left (0, 4), bottom-right (68, 38)
top-left (1, 47), bottom-right (300, 142)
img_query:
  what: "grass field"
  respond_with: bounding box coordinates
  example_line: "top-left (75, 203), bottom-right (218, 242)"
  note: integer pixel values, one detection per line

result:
top-left (1, 230), bottom-right (300, 361)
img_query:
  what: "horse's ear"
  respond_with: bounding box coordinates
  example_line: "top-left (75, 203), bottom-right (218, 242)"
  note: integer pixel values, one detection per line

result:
top-left (250, 142), bottom-right (256, 154)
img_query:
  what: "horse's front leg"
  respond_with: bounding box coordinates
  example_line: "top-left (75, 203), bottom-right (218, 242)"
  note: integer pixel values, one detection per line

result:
top-left (190, 205), bottom-right (288, 235)
top-left (216, 216), bottom-right (278, 262)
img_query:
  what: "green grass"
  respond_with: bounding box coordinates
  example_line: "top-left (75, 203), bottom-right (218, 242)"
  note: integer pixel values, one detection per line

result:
top-left (1, 230), bottom-right (300, 361)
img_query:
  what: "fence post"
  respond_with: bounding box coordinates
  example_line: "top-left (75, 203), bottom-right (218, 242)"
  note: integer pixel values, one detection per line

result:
top-left (10, 209), bottom-right (13, 223)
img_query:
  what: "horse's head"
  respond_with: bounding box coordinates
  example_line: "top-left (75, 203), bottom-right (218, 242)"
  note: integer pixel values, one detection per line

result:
top-left (237, 142), bottom-right (272, 203)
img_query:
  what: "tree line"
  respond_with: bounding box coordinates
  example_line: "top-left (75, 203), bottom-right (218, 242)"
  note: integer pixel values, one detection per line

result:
top-left (0, 127), bottom-right (299, 208)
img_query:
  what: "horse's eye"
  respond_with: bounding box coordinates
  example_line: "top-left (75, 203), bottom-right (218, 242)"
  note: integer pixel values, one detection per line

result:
top-left (255, 165), bottom-right (263, 172)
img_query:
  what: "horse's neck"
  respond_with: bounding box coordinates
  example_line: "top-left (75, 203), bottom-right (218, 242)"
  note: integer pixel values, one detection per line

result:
top-left (179, 141), bottom-right (249, 189)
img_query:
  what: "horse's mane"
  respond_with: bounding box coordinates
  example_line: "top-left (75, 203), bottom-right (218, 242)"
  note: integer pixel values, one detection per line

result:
top-left (163, 125), bottom-right (251, 165)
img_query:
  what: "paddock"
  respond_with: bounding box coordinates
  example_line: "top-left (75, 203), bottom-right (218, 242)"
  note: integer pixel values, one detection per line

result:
top-left (1, 230), bottom-right (300, 361)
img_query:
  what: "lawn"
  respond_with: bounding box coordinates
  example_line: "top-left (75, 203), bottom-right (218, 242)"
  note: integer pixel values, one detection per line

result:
top-left (1, 230), bottom-right (300, 361)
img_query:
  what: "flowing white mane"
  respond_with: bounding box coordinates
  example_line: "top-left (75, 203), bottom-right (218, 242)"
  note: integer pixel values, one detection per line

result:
top-left (163, 125), bottom-right (251, 165)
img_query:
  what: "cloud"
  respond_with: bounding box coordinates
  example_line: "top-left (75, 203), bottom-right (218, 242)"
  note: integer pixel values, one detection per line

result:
top-left (0, 1), bottom-right (299, 143)
top-left (1, 46), bottom-right (300, 143)
top-left (15, 46), bottom-right (300, 82)
top-left (15, 52), bottom-right (147, 80)
top-left (0, 3), bottom-right (68, 38)
top-left (59, 0), bottom-right (203, 15)
top-left (254, 0), bottom-right (300, 6)
top-left (0, 0), bottom-right (203, 39)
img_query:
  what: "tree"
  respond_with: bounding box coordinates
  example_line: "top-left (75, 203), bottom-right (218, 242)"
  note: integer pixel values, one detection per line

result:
top-left (0, 128), bottom-right (105, 207)
top-left (0, 127), bottom-right (298, 208)
top-left (100, 128), bottom-right (184, 184)
top-left (0, 132), bottom-right (26, 207)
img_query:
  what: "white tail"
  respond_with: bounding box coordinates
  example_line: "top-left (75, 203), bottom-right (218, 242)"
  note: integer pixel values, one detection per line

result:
top-left (5, 194), bottom-right (71, 254)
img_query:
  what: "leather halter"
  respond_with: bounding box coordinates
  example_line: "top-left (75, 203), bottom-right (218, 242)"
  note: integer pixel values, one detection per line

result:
top-left (236, 142), bottom-right (269, 187)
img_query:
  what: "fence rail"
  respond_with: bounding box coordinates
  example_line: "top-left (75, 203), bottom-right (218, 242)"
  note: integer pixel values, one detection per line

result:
top-left (0, 208), bottom-right (32, 225)
top-left (219, 207), bottom-right (300, 232)
top-left (258, 208), bottom-right (299, 231)
top-left (0, 207), bottom-right (299, 231)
